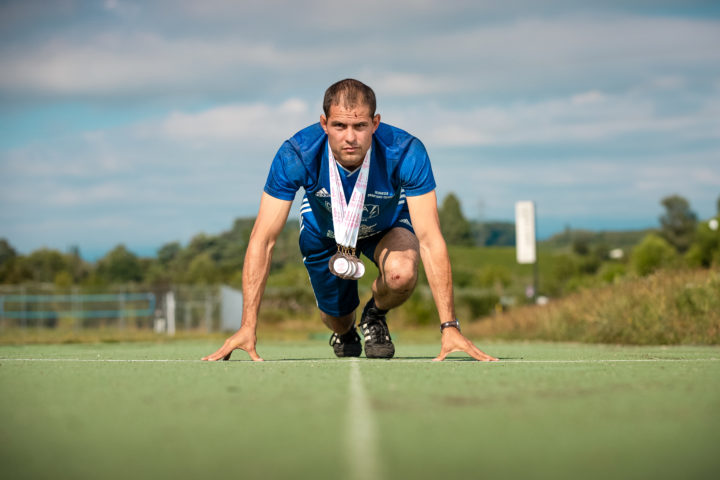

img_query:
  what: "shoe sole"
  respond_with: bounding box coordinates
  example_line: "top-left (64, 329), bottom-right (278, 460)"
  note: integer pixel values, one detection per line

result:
top-left (365, 343), bottom-right (395, 359)
top-left (334, 344), bottom-right (362, 358)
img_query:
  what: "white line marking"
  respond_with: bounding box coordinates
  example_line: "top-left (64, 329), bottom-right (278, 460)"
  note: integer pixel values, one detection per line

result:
top-left (347, 359), bottom-right (383, 480)
top-left (501, 359), bottom-right (720, 363)
top-left (0, 358), bottom-right (718, 364)
top-left (0, 358), bottom-right (195, 363)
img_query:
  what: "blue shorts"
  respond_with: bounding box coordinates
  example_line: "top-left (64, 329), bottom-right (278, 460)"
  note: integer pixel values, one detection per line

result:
top-left (299, 213), bottom-right (414, 317)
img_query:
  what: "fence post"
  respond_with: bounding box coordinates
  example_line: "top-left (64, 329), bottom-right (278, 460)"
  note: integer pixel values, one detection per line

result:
top-left (119, 291), bottom-right (126, 329)
top-left (184, 302), bottom-right (192, 331)
top-left (204, 290), bottom-right (213, 333)
top-left (20, 285), bottom-right (27, 329)
top-left (0, 294), bottom-right (5, 332)
top-left (72, 286), bottom-right (80, 330)
top-left (166, 291), bottom-right (176, 336)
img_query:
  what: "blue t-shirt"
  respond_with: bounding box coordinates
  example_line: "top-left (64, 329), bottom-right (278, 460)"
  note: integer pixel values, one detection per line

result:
top-left (264, 122), bottom-right (436, 240)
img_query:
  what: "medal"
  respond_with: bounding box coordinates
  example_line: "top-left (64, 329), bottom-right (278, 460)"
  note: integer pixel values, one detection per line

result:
top-left (328, 246), bottom-right (365, 280)
top-left (327, 144), bottom-right (370, 280)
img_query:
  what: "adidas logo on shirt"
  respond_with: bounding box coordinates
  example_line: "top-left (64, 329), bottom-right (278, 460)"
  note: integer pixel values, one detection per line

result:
top-left (315, 188), bottom-right (330, 198)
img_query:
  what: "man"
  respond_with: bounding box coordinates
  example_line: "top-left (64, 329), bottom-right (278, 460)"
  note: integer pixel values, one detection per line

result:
top-left (203, 79), bottom-right (497, 362)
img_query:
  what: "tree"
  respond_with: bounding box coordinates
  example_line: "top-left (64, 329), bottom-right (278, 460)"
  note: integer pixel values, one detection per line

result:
top-left (65, 245), bottom-right (88, 283)
top-left (439, 193), bottom-right (473, 246)
top-left (571, 231), bottom-right (593, 256)
top-left (631, 234), bottom-right (677, 276)
top-left (0, 238), bottom-right (17, 265)
top-left (472, 221), bottom-right (515, 246)
top-left (157, 242), bottom-right (182, 266)
top-left (54, 271), bottom-right (73, 288)
top-left (185, 253), bottom-right (221, 284)
top-left (96, 245), bottom-right (143, 283)
top-left (22, 248), bottom-right (70, 283)
top-left (659, 195), bottom-right (697, 253)
top-left (0, 238), bottom-right (20, 283)
top-left (686, 220), bottom-right (720, 268)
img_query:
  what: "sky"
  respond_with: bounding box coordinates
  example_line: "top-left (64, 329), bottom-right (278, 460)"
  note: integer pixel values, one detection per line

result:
top-left (1, 0), bottom-right (719, 260)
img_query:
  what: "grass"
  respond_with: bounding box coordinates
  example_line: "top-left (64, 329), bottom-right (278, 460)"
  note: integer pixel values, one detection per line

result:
top-left (471, 268), bottom-right (720, 344)
top-left (1, 340), bottom-right (719, 480)
top-left (0, 326), bottom-right (221, 345)
top-left (4, 268), bottom-right (718, 348)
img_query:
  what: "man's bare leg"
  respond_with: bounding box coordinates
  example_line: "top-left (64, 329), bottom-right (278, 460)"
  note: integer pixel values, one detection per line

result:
top-left (320, 227), bottom-right (419, 332)
top-left (321, 311), bottom-right (355, 334)
top-left (322, 311), bottom-right (362, 357)
top-left (372, 227), bottom-right (420, 310)
top-left (355, 228), bottom-right (420, 359)
top-left (322, 228), bottom-right (419, 358)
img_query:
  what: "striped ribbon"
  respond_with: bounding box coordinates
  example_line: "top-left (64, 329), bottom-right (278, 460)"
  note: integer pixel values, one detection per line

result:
top-left (328, 145), bottom-right (371, 249)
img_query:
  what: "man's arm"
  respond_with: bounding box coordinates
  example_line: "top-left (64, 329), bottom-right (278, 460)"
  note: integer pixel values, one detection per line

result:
top-left (202, 193), bottom-right (293, 361)
top-left (407, 190), bottom-right (498, 362)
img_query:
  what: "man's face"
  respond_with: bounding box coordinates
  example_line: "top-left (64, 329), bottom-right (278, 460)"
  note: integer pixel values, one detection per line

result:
top-left (320, 102), bottom-right (380, 168)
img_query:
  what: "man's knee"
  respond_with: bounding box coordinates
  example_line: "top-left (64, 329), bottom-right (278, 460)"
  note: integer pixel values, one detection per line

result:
top-left (383, 255), bottom-right (418, 293)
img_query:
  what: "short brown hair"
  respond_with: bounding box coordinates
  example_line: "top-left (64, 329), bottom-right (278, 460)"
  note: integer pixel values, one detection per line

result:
top-left (323, 79), bottom-right (376, 117)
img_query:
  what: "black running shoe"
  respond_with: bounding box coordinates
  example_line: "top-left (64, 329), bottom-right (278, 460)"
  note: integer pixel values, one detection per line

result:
top-left (329, 326), bottom-right (362, 358)
top-left (359, 299), bottom-right (395, 359)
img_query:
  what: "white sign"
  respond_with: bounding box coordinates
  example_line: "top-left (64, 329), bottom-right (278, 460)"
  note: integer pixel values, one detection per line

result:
top-left (515, 201), bottom-right (536, 264)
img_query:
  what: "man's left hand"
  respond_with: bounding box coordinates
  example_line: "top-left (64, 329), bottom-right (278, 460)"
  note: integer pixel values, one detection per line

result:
top-left (433, 327), bottom-right (498, 362)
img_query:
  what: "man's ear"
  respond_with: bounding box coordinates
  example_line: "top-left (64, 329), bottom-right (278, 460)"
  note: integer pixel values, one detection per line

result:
top-left (320, 114), bottom-right (328, 134)
top-left (372, 114), bottom-right (381, 133)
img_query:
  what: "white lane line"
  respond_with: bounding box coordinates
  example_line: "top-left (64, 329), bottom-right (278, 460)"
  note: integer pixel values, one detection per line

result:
top-left (347, 359), bottom-right (384, 480)
top-left (284, 358), bottom-right (720, 364)
top-left (483, 358), bottom-right (720, 364)
top-left (0, 358), bottom-right (195, 363)
top-left (0, 358), bottom-right (718, 364)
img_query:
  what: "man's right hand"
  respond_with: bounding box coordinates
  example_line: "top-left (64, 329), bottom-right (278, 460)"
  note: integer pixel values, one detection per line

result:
top-left (202, 327), bottom-right (263, 362)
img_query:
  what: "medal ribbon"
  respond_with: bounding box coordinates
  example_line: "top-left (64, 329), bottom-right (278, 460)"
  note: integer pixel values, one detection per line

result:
top-left (328, 144), bottom-right (371, 250)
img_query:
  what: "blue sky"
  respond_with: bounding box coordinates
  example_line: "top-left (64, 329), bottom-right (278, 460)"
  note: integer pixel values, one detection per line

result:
top-left (1, 0), bottom-right (719, 260)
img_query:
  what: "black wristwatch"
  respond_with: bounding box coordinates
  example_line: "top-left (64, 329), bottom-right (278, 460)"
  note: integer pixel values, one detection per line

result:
top-left (440, 319), bottom-right (461, 333)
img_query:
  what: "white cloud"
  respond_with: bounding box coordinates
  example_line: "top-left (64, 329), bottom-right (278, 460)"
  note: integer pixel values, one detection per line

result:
top-left (388, 88), bottom-right (720, 147)
top-left (143, 87), bottom-right (720, 151)
top-left (51, 184), bottom-right (127, 207)
top-left (2, 3), bottom-right (719, 254)
top-left (649, 76), bottom-right (687, 91)
top-left (571, 90), bottom-right (606, 106)
top-left (373, 73), bottom-right (460, 96)
top-left (2, 134), bottom-right (128, 178)
top-left (0, 34), bottom-right (331, 95)
top-left (433, 148), bottom-right (720, 222)
top-left (158, 99), bottom-right (313, 143)
top-left (1, 13), bottom-right (718, 99)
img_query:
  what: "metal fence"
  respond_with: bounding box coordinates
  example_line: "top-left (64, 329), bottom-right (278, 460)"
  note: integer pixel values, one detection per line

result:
top-left (0, 284), bottom-right (243, 334)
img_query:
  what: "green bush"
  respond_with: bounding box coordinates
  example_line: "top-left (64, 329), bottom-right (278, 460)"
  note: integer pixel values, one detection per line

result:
top-left (477, 265), bottom-right (512, 289)
top-left (452, 269), bottom-right (475, 288)
top-left (455, 289), bottom-right (500, 320)
top-left (544, 254), bottom-right (579, 296)
top-left (471, 269), bottom-right (720, 345)
top-left (397, 289), bottom-right (436, 325)
top-left (598, 262), bottom-right (627, 284)
top-left (185, 253), bottom-right (221, 284)
top-left (630, 234), bottom-right (677, 276)
top-left (685, 218), bottom-right (720, 268)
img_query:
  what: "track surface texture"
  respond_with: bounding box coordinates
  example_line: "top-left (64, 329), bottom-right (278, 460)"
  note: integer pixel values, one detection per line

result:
top-left (1, 341), bottom-right (719, 480)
